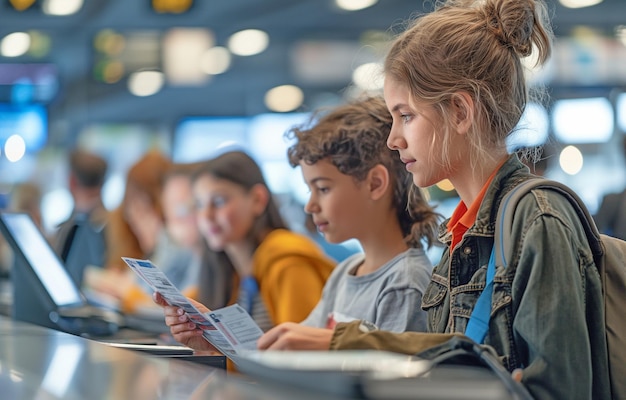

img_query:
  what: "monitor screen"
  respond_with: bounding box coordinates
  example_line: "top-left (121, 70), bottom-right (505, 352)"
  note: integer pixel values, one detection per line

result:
top-left (173, 116), bottom-right (248, 163)
top-left (0, 212), bottom-right (83, 307)
top-left (246, 112), bottom-right (311, 161)
top-left (551, 97), bottom-right (613, 144)
top-left (0, 103), bottom-right (48, 152)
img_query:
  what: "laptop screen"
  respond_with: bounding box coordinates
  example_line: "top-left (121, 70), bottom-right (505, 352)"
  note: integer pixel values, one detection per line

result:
top-left (0, 212), bottom-right (84, 307)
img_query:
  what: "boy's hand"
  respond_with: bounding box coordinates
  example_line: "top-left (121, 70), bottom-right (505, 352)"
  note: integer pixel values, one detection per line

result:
top-left (257, 322), bottom-right (333, 350)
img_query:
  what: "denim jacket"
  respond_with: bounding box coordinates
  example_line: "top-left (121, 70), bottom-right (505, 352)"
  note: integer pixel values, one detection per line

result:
top-left (422, 155), bottom-right (610, 399)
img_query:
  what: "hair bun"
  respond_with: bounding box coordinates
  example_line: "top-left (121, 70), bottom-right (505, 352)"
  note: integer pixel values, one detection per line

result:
top-left (483, 0), bottom-right (534, 57)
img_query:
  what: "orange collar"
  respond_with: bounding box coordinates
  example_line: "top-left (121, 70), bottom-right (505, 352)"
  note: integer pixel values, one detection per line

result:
top-left (447, 163), bottom-right (503, 249)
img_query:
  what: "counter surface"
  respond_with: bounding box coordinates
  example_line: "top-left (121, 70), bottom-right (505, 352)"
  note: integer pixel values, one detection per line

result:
top-left (0, 316), bottom-right (518, 400)
top-left (0, 316), bottom-right (353, 399)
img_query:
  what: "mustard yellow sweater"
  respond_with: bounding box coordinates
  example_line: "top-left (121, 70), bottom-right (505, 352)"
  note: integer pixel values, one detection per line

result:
top-left (252, 229), bottom-right (335, 324)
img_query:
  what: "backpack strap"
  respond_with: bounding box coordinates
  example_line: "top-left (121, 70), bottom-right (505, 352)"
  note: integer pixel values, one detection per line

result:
top-left (495, 178), bottom-right (604, 269)
top-left (465, 247), bottom-right (496, 343)
top-left (466, 177), bottom-right (603, 344)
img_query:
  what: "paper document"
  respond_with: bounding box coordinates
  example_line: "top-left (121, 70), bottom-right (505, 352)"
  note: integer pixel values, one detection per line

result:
top-left (122, 257), bottom-right (264, 357)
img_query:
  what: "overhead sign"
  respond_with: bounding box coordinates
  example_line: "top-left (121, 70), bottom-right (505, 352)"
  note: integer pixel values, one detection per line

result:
top-left (7, 0), bottom-right (37, 11)
top-left (151, 0), bottom-right (193, 14)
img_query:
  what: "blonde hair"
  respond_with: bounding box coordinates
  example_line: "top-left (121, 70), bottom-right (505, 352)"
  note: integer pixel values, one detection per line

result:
top-left (385, 0), bottom-right (553, 171)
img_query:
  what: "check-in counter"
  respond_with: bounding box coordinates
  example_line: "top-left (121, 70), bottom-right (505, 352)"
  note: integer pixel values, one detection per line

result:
top-left (0, 316), bottom-right (522, 400)
top-left (0, 316), bottom-right (354, 400)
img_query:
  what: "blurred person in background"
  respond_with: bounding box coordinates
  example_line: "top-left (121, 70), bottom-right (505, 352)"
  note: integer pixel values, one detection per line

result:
top-left (106, 149), bottom-right (173, 272)
top-left (155, 150), bottom-right (336, 351)
top-left (121, 162), bottom-right (207, 313)
top-left (84, 149), bottom-right (173, 312)
top-left (85, 152), bottom-right (210, 314)
top-left (152, 163), bottom-right (206, 298)
top-left (52, 149), bottom-right (109, 286)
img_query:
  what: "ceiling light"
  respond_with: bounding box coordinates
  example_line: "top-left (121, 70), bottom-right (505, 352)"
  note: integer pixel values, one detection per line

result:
top-left (559, 146), bottom-right (584, 175)
top-left (42, 0), bottom-right (83, 16)
top-left (335, 0), bottom-right (378, 11)
top-left (264, 85), bottom-right (304, 112)
top-left (128, 70), bottom-right (164, 97)
top-left (200, 46), bottom-right (231, 75)
top-left (162, 28), bottom-right (213, 85)
top-left (352, 62), bottom-right (384, 91)
top-left (1, 32), bottom-right (31, 57)
top-left (4, 134), bottom-right (26, 162)
top-left (228, 29), bottom-right (269, 56)
top-left (558, 0), bottom-right (603, 9)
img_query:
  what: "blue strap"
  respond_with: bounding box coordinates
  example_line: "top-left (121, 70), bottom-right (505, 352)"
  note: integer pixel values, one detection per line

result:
top-left (465, 247), bottom-right (496, 343)
top-left (240, 276), bottom-right (259, 315)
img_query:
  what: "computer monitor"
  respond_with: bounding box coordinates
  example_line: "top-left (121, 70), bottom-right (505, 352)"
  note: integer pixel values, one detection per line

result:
top-left (0, 212), bottom-right (120, 335)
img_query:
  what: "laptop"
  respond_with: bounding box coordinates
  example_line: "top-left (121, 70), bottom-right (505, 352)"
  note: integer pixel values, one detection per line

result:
top-left (0, 211), bottom-right (230, 366)
top-left (0, 211), bottom-right (162, 337)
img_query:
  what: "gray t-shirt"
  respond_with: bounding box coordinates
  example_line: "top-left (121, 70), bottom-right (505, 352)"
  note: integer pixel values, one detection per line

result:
top-left (301, 247), bottom-right (432, 333)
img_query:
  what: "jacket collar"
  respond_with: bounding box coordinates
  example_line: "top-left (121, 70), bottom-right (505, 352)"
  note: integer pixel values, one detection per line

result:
top-left (437, 154), bottom-right (531, 245)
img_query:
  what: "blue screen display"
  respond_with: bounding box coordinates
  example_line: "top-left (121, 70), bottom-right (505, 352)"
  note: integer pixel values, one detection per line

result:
top-left (0, 103), bottom-right (48, 152)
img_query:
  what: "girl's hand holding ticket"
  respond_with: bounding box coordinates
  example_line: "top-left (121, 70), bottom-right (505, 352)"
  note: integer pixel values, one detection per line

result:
top-left (153, 292), bottom-right (219, 352)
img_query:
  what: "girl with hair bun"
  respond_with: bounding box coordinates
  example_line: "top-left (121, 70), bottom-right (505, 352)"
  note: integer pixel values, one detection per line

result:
top-left (288, 1), bottom-right (610, 398)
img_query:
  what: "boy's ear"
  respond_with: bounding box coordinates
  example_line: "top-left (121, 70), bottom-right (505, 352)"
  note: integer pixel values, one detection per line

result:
top-left (451, 91), bottom-right (473, 136)
top-left (367, 164), bottom-right (390, 201)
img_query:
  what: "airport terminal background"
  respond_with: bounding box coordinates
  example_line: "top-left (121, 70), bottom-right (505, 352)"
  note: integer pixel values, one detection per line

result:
top-left (0, 1), bottom-right (624, 399)
top-left (1, 0), bottom-right (626, 252)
